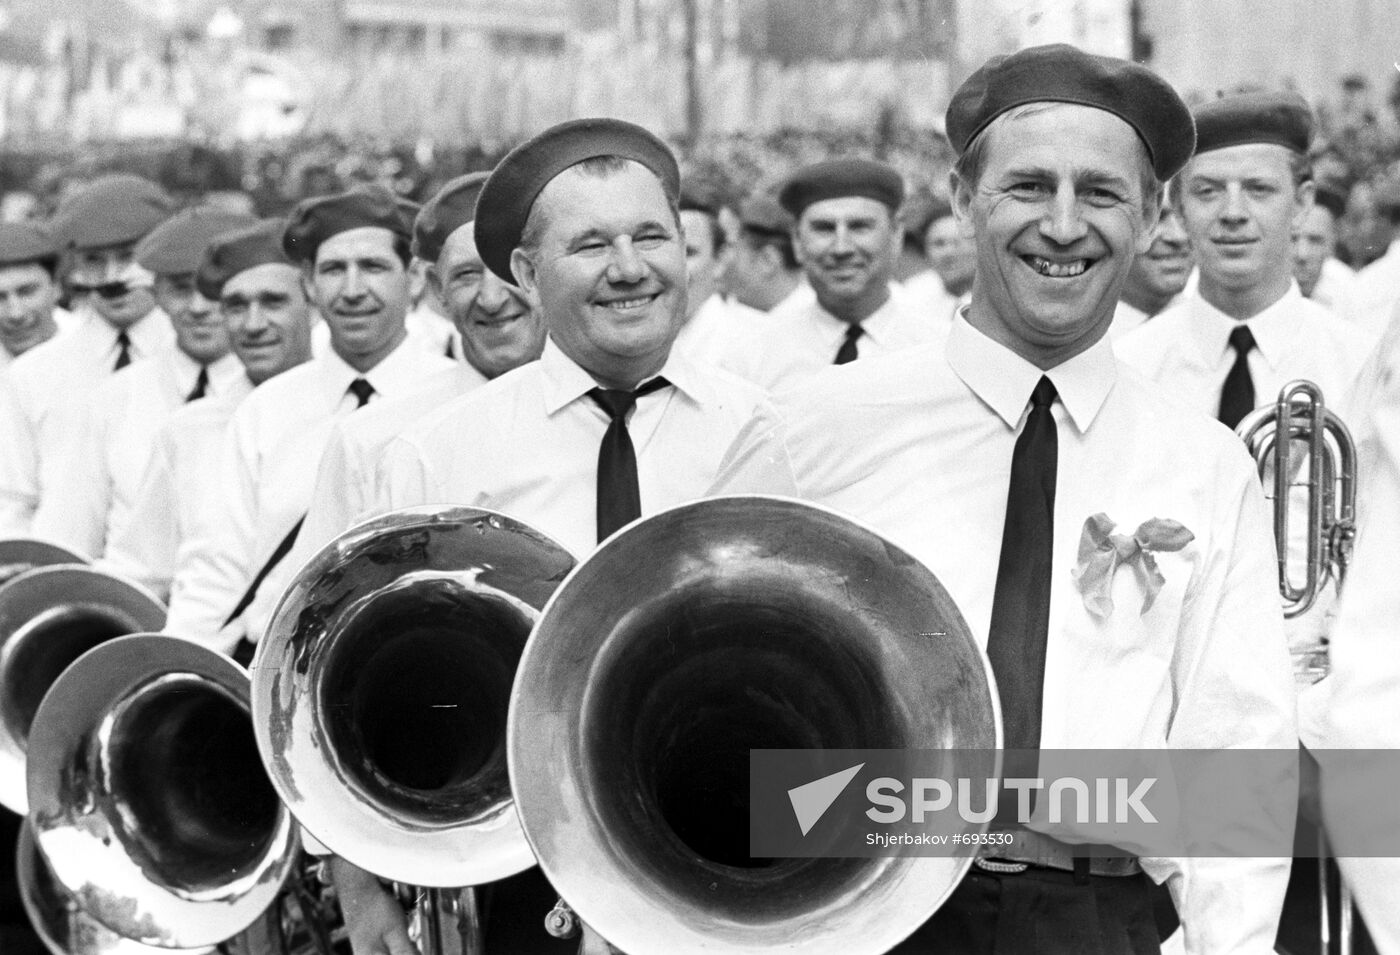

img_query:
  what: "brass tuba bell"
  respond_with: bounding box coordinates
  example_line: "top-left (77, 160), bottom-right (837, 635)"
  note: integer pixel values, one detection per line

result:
top-left (0, 538), bottom-right (88, 587)
top-left (0, 564), bottom-right (165, 813)
top-left (508, 496), bottom-right (1000, 954)
top-left (25, 634), bottom-right (300, 949)
top-left (252, 505), bottom-right (577, 888)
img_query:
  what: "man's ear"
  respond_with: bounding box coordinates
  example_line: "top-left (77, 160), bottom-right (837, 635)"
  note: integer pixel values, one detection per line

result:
top-left (1292, 179), bottom-right (1317, 232)
top-left (300, 264), bottom-right (316, 307)
top-left (510, 248), bottom-right (541, 307)
top-left (950, 170), bottom-right (977, 239)
top-left (424, 262), bottom-right (445, 310)
top-left (1136, 186), bottom-right (1165, 256)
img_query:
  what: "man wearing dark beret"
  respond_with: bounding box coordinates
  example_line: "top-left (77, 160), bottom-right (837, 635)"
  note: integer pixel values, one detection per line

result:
top-left (103, 219), bottom-right (316, 601)
top-left (723, 191), bottom-right (808, 313)
top-left (719, 157), bottom-right (938, 391)
top-left (294, 170), bottom-right (548, 561)
top-left (1109, 196), bottom-right (1193, 338)
top-left (318, 117), bottom-right (768, 955)
top-left (29, 206), bottom-right (255, 560)
top-left (714, 44), bottom-right (1295, 953)
top-left (0, 222), bottom-right (73, 371)
top-left (1293, 179), bottom-right (1364, 323)
top-left (900, 195), bottom-right (964, 325)
top-left (162, 184), bottom-right (452, 651)
top-left (0, 174), bottom-right (177, 536)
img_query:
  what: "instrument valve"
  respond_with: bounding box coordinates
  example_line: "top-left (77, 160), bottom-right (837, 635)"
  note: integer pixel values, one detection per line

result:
top-left (545, 898), bottom-right (581, 939)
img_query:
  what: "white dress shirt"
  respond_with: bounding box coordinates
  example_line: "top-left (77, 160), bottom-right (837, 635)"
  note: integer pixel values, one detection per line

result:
top-left (164, 339), bottom-right (454, 651)
top-left (0, 306), bottom-right (171, 536)
top-left (1109, 300), bottom-right (1150, 339)
top-left (1311, 257), bottom-right (1369, 335)
top-left (98, 380), bottom-right (255, 599)
top-left (406, 304), bottom-right (463, 360)
top-left (32, 347), bottom-right (245, 557)
top-left (294, 360), bottom-right (491, 561)
top-left (710, 315), bottom-right (1296, 954)
top-left (0, 305), bottom-right (78, 371)
top-left (899, 269), bottom-right (958, 322)
top-left (672, 293), bottom-right (762, 368)
top-left (1353, 238), bottom-right (1400, 341)
top-left (717, 284), bottom-right (943, 393)
top-left (374, 338), bottom-right (772, 559)
top-left (1322, 322), bottom-right (1400, 950)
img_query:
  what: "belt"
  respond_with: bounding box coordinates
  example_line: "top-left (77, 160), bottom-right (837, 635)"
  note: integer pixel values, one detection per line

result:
top-left (973, 829), bottom-right (1142, 878)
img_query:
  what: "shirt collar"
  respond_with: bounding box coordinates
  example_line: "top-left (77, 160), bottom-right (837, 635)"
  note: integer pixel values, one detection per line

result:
top-left (540, 336), bottom-right (703, 416)
top-left (319, 334), bottom-right (435, 402)
top-left (111, 307), bottom-right (171, 358)
top-left (945, 310), bottom-right (1117, 433)
top-left (812, 284), bottom-right (904, 346)
top-left (1187, 284), bottom-right (1303, 372)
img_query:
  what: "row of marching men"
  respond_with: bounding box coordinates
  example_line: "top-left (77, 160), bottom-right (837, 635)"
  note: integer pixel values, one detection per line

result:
top-left (1, 42), bottom-right (1400, 955)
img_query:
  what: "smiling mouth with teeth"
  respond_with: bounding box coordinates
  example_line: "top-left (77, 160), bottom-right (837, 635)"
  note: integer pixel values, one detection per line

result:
top-left (1024, 256), bottom-right (1090, 278)
top-left (601, 295), bottom-right (656, 311)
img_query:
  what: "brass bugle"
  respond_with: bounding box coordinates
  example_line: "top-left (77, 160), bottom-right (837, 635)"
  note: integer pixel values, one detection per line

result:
top-left (508, 496), bottom-right (1000, 954)
top-left (0, 565), bottom-right (165, 813)
top-left (25, 634), bottom-right (299, 949)
top-left (252, 505), bottom-right (577, 889)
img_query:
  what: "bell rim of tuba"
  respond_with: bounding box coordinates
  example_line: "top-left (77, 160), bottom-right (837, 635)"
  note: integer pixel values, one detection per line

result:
top-left (0, 565), bottom-right (166, 815)
top-left (0, 538), bottom-right (90, 582)
top-left (252, 504), bottom-right (578, 888)
top-left (507, 494), bottom-right (1002, 954)
top-left (26, 632), bottom-right (298, 949)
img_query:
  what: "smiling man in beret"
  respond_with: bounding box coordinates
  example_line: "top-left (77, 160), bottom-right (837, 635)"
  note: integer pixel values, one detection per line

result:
top-left (313, 117), bottom-right (769, 955)
top-left (162, 184), bottom-right (452, 654)
top-left (102, 219), bottom-right (316, 601)
top-left (0, 174), bottom-right (178, 536)
top-left (0, 222), bottom-right (74, 371)
top-left (30, 206), bottom-right (255, 559)
top-left (719, 157), bottom-right (938, 391)
top-left (713, 44), bottom-right (1295, 952)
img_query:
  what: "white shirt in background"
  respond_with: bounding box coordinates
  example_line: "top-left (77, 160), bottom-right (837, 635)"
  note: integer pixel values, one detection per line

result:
top-left (672, 293), bottom-right (763, 368)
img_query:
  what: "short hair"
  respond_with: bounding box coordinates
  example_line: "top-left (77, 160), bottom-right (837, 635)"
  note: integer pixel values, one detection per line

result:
top-left (518, 156), bottom-right (681, 257)
top-left (953, 103), bottom-right (1159, 210)
top-left (739, 226), bottom-right (798, 271)
top-left (311, 229), bottom-right (412, 269)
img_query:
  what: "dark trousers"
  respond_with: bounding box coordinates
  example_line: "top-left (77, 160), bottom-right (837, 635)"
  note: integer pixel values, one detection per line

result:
top-left (889, 867), bottom-right (1161, 955)
top-left (0, 810), bottom-right (42, 955)
top-left (480, 867), bottom-right (577, 954)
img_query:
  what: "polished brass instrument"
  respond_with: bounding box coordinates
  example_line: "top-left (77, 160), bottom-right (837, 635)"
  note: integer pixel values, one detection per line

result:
top-left (1236, 379), bottom-right (1359, 955)
top-left (252, 506), bottom-right (579, 954)
top-left (0, 565), bottom-right (166, 813)
top-left (25, 634), bottom-right (300, 949)
top-left (16, 819), bottom-right (216, 955)
top-left (508, 496), bottom-right (1000, 954)
top-left (0, 538), bottom-right (88, 586)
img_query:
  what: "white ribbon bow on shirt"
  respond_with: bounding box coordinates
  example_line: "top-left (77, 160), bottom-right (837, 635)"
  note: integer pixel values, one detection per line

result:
top-left (1071, 513), bottom-right (1195, 619)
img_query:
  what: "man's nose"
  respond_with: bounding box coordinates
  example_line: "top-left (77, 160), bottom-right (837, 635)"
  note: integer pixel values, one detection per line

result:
top-left (607, 238), bottom-right (646, 283)
top-left (1041, 184), bottom-right (1088, 244)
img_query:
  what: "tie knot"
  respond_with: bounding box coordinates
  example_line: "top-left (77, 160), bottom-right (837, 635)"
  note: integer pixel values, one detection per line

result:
top-left (843, 323), bottom-right (864, 344)
top-left (348, 378), bottom-right (376, 407)
top-left (588, 376), bottom-right (670, 422)
top-left (1030, 375), bottom-right (1057, 409)
top-left (116, 331), bottom-right (131, 346)
top-left (1228, 325), bottom-right (1255, 355)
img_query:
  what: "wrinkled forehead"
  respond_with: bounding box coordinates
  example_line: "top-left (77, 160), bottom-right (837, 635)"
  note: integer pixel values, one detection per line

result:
top-left (981, 102), bottom-right (1152, 177)
top-left (532, 160), bottom-right (676, 237)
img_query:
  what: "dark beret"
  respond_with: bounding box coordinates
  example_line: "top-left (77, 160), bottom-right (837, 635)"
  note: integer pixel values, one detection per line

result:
top-left (412, 173), bottom-right (490, 263)
top-left (282, 184), bottom-right (413, 264)
top-left (475, 117), bottom-right (681, 282)
top-left (52, 174), bottom-right (175, 251)
top-left (1374, 177), bottom-right (1400, 216)
top-left (0, 222), bottom-right (60, 268)
top-left (738, 193), bottom-right (793, 236)
top-left (946, 44), bottom-right (1195, 182)
top-left (134, 206), bottom-right (258, 276)
top-left (1194, 90), bottom-right (1313, 156)
top-left (197, 219), bottom-right (294, 300)
top-left (778, 159), bottom-right (904, 218)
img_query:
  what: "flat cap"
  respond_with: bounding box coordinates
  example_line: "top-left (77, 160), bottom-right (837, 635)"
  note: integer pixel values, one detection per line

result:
top-left (475, 118), bottom-right (681, 282)
top-left (412, 173), bottom-right (490, 263)
top-left (0, 222), bottom-right (60, 268)
top-left (778, 159), bottom-right (904, 218)
top-left (282, 184), bottom-right (413, 264)
top-left (52, 173), bottom-right (175, 251)
top-left (134, 206), bottom-right (258, 276)
top-left (738, 193), bottom-right (793, 236)
top-left (1194, 90), bottom-right (1313, 156)
top-left (947, 44), bottom-right (1195, 182)
top-left (197, 219), bottom-right (295, 300)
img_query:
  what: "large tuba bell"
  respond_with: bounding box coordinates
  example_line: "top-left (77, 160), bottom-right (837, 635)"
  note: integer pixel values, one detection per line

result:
top-left (508, 496), bottom-right (999, 954)
top-left (0, 564), bottom-right (165, 813)
top-left (25, 634), bottom-right (300, 949)
top-left (0, 538), bottom-right (88, 587)
top-left (252, 505), bottom-right (577, 889)
top-left (16, 819), bottom-right (217, 955)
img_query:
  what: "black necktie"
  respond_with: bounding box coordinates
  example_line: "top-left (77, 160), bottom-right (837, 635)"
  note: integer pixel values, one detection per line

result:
top-left (1218, 325), bottom-right (1256, 430)
top-left (986, 376), bottom-right (1058, 822)
top-left (589, 376), bottom-right (671, 542)
top-left (185, 366), bottom-right (209, 402)
top-left (114, 331), bottom-right (132, 371)
top-left (834, 324), bottom-right (864, 365)
top-left (348, 377), bottom-right (376, 408)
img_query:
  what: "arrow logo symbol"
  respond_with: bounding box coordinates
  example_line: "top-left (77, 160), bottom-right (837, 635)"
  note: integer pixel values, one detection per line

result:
top-left (787, 763), bottom-right (864, 836)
